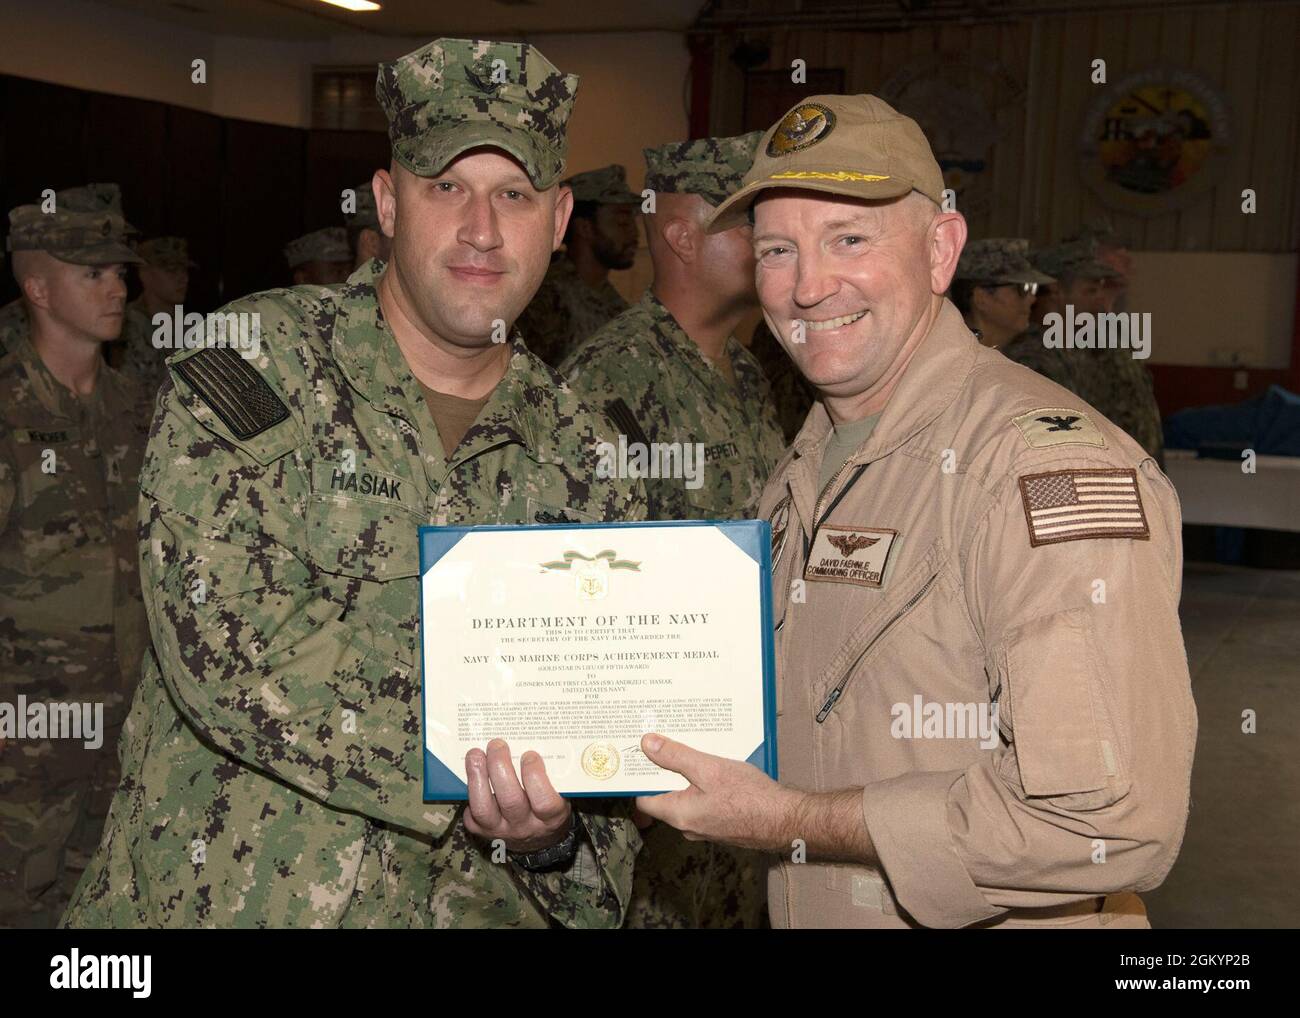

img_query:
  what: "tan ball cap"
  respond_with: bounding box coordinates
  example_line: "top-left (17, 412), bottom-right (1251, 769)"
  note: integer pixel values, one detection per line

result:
top-left (705, 94), bottom-right (945, 233)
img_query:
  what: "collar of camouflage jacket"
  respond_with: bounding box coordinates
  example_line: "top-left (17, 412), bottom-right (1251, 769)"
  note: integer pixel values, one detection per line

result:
top-left (5, 323), bottom-right (131, 422)
top-left (790, 297), bottom-right (979, 466)
top-left (637, 289), bottom-right (760, 396)
top-left (328, 259), bottom-right (545, 463)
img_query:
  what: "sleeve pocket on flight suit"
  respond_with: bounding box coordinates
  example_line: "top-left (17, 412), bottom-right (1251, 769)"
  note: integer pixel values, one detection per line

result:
top-left (1001, 606), bottom-right (1127, 809)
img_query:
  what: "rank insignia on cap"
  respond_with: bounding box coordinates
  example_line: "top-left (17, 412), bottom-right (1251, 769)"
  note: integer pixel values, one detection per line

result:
top-left (174, 346), bottom-right (289, 441)
top-left (767, 102), bottom-right (836, 157)
top-left (1012, 407), bottom-right (1106, 449)
top-left (805, 525), bottom-right (898, 587)
top-left (1019, 468), bottom-right (1150, 547)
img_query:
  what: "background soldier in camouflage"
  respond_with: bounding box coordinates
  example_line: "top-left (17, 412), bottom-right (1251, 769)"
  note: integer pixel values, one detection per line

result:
top-left (561, 132), bottom-right (777, 929)
top-left (1003, 237), bottom-right (1164, 462)
top-left (284, 226), bottom-right (352, 285)
top-left (345, 179), bottom-right (392, 270)
top-left (119, 236), bottom-right (195, 399)
top-left (62, 37), bottom-right (648, 929)
top-left (1, 189), bottom-right (151, 928)
top-left (749, 320), bottom-right (817, 443)
top-left (949, 238), bottom-right (1053, 349)
top-left (516, 164), bottom-right (641, 365)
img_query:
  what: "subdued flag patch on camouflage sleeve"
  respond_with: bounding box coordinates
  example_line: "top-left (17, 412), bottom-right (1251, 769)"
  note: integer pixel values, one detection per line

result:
top-left (173, 346), bottom-right (289, 440)
top-left (604, 397), bottom-right (651, 450)
top-left (1018, 468), bottom-right (1150, 547)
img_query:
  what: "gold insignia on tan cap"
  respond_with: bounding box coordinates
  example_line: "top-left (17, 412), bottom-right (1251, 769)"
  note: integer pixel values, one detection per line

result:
top-left (767, 102), bottom-right (837, 156)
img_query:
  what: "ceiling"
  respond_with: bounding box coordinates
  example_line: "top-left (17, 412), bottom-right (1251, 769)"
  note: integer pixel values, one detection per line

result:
top-left (91, 0), bottom-right (709, 40)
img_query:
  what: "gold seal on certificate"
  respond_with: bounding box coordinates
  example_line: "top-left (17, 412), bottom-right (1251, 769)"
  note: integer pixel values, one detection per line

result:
top-left (419, 521), bottom-right (777, 798)
top-left (581, 742), bottom-right (621, 780)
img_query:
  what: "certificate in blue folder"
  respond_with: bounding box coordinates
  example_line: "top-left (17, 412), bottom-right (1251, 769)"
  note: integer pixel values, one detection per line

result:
top-left (418, 519), bottom-right (777, 799)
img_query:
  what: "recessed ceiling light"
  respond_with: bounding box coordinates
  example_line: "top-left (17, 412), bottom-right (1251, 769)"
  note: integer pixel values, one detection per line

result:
top-left (317, 0), bottom-right (381, 11)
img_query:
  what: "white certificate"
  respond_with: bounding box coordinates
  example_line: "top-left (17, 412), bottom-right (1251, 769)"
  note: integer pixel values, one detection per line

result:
top-left (418, 520), bottom-right (776, 797)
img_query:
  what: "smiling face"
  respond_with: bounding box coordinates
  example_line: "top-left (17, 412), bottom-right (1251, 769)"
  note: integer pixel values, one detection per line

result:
top-left (752, 189), bottom-right (961, 404)
top-left (383, 150), bottom-right (570, 351)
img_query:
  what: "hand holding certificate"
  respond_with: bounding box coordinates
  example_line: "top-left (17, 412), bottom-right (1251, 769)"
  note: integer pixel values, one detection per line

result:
top-left (419, 520), bottom-right (777, 798)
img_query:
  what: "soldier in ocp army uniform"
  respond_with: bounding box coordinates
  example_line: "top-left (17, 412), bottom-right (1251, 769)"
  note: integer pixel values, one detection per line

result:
top-left (560, 131), bottom-right (780, 928)
top-left (119, 236), bottom-right (197, 400)
top-left (1, 187), bottom-right (151, 928)
top-left (62, 37), bottom-right (647, 929)
top-left (284, 226), bottom-right (352, 286)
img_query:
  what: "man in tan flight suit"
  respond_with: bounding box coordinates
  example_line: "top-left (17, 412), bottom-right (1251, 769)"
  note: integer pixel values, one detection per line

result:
top-left (637, 95), bottom-right (1197, 929)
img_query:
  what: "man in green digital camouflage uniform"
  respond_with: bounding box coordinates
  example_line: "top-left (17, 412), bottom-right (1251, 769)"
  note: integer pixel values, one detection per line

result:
top-left (120, 236), bottom-right (196, 399)
top-left (516, 164), bottom-right (641, 366)
top-left (284, 226), bottom-right (352, 286)
top-left (561, 132), bottom-right (780, 928)
top-left (62, 37), bottom-right (646, 929)
top-left (1, 189), bottom-right (151, 927)
top-left (345, 180), bottom-right (392, 270)
top-left (1002, 237), bottom-right (1163, 463)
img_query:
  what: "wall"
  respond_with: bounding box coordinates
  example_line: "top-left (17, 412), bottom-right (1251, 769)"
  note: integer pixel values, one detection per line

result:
top-left (0, 0), bottom-right (315, 126)
top-left (698, 2), bottom-right (1300, 410)
top-left (704, 2), bottom-right (1300, 252)
top-left (1, 3), bottom-right (691, 303)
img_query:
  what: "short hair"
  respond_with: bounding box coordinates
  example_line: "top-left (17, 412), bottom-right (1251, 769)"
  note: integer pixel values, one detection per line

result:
top-left (10, 249), bottom-right (42, 288)
top-left (563, 199), bottom-right (599, 246)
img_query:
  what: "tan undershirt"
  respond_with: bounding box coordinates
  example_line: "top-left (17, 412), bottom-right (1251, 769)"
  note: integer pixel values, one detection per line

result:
top-left (818, 412), bottom-right (881, 493)
top-left (418, 383), bottom-right (490, 461)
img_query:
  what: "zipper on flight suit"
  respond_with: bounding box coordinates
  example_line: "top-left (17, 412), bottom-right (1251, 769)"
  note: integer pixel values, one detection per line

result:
top-left (815, 571), bottom-right (940, 723)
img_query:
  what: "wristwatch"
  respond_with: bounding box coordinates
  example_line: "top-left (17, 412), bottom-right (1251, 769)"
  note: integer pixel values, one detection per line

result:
top-left (508, 812), bottom-right (580, 872)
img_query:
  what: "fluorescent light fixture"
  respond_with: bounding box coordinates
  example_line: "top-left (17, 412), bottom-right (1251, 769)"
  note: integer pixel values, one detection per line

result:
top-left (318, 0), bottom-right (382, 11)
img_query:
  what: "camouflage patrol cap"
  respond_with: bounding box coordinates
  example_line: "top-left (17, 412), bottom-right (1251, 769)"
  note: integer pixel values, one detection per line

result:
top-left (1031, 236), bottom-right (1122, 281)
top-left (284, 227), bottom-right (350, 268)
top-left (376, 38), bottom-right (579, 191)
top-left (643, 132), bottom-right (761, 209)
top-left (345, 181), bottom-right (380, 230)
top-left (707, 94), bottom-right (945, 233)
top-left (955, 238), bottom-right (1054, 286)
top-left (565, 164), bottom-right (641, 205)
top-left (138, 236), bottom-right (197, 271)
top-left (57, 182), bottom-right (128, 216)
top-left (6, 201), bottom-right (141, 266)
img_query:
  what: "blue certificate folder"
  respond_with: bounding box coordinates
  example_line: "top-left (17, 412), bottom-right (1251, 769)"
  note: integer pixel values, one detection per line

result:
top-left (418, 519), bottom-right (778, 800)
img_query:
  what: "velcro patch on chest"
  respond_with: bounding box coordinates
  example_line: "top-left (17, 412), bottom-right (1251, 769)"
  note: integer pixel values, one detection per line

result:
top-left (14, 428), bottom-right (79, 444)
top-left (805, 525), bottom-right (897, 587)
top-left (174, 346), bottom-right (289, 441)
top-left (1019, 468), bottom-right (1150, 546)
top-left (1012, 407), bottom-right (1106, 449)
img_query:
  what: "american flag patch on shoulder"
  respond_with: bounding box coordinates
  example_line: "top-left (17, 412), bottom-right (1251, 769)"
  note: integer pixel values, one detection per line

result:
top-left (1018, 468), bottom-right (1150, 547)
